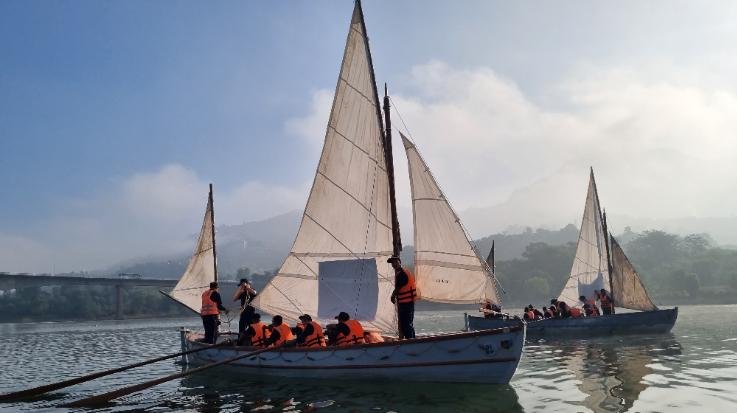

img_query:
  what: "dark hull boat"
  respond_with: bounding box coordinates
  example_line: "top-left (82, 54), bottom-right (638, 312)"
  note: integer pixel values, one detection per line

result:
top-left (465, 308), bottom-right (677, 337)
top-left (469, 169), bottom-right (678, 338)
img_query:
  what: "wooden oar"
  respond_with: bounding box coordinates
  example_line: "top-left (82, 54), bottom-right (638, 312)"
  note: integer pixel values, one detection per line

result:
top-left (0, 340), bottom-right (230, 402)
top-left (64, 345), bottom-right (277, 408)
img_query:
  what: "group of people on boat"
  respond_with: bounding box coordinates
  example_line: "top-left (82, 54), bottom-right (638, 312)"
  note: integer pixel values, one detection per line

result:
top-left (520, 288), bottom-right (616, 321)
top-left (199, 256), bottom-right (418, 347)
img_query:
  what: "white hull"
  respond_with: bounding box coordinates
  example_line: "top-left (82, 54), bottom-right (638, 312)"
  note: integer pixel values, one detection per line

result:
top-left (182, 322), bottom-right (525, 384)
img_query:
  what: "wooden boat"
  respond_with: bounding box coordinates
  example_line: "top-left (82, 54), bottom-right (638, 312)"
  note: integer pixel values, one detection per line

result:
top-left (466, 169), bottom-right (678, 337)
top-left (165, 0), bottom-right (525, 384)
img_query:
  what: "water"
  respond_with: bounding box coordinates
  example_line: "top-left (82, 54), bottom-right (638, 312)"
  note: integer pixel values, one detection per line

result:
top-left (1, 305), bottom-right (736, 412)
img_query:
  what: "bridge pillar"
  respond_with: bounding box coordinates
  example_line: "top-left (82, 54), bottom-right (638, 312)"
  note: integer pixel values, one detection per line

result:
top-left (116, 284), bottom-right (123, 319)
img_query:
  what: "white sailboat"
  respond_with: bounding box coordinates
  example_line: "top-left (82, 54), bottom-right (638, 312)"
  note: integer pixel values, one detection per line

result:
top-left (175, 0), bottom-right (524, 383)
top-left (466, 169), bottom-right (678, 336)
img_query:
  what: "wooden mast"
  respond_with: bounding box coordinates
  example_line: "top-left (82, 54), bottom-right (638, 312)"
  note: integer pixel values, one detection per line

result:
top-left (209, 183), bottom-right (218, 282)
top-left (590, 168), bottom-right (613, 295)
top-left (383, 84), bottom-right (402, 257)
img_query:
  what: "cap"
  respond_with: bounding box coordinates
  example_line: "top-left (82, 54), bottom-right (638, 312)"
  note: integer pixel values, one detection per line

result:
top-left (298, 314), bottom-right (312, 321)
top-left (209, 281), bottom-right (218, 289)
top-left (335, 311), bottom-right (350, 321)
top-left (238, 278), bottom-right (251, 286)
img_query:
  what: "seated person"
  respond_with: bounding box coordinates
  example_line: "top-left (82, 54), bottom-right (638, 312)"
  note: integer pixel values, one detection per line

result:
top-left (295, 314), bottom-right (326, 348)
top-left (265, 315), bottom-right (295, 348)
top-left (243, 313), bottom-right (270, 347)
top-left (334, 311), bottom-right (365, 346)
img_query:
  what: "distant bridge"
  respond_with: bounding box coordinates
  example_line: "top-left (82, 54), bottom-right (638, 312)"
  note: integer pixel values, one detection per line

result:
top-left (0, 273), bottom-right (237, 319)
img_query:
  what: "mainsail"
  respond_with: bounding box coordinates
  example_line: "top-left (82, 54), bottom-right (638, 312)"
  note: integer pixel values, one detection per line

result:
top-left (252, 2), bottom-right (397, 334)
top-left (402, 133), bottom-right (500, 304)
top-left (609, 236), bottom-right (658, 311)
top-left (164, 184), bottom-right (217, 313)
top-left (557, 169), bottom-right (610, 304)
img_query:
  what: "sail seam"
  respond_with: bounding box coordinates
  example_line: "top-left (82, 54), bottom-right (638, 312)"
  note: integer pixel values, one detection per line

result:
top-left (339, 77), bottom-right (377, 107)
top-left (328, 126), bottom-right (386, 172)
top-left (316, 171), bottom-right (392, 230)
top-left (291, 251), bottom-right (393, 258)
top-left (415, 250), bottom-right (479, 258)
top-left (415, 260), bottom-right (485, 272)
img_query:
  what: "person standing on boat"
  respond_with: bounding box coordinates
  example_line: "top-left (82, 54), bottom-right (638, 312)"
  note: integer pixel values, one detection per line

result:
top-left (389, 256), bottom-right (417, 339)
top-left (598, 289), bottom-right (615, 315)
top-left (201, 281), bottom-right (228, 344)
top-left (233, 278), bottom-right (257, 345)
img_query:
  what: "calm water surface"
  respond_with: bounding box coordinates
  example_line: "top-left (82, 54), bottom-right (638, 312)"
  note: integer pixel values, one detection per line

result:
top-left (0, 305), bottom-right (735, 412)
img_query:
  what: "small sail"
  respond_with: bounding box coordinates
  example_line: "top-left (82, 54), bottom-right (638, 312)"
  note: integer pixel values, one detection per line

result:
top-left (609, 236), bottom-right (658, 311)
top-left (557, 169), bottom-right (610, 305)
top-left (253, 2), bottom-right (397, 334)
top-left (165, 187), bottom-right (216, 313)
top-left (486, 240), bottom-right (495, 273)
top-left (402, 133), bottom-right (500, 304)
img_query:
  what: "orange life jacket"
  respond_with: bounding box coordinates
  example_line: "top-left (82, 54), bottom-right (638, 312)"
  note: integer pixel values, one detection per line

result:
top-left (337, 319), bottom-right (365, 346)
top-left (585, 299), bottom-right (599, 316)
top-left (397, 269), bottom-right (418, 304)
top-left (300, 321), bottom-right (326, 348)
top-left (200, 289), bottom-right (219, 316)
top-left (272, 323), bottom-right (294, 347)
top-left (250, 321), bottom-right (270, 347)
top-left (569, 307), bottom-right (583, 318)
top-left (600, 293), bottom-right (613, 308)
top-left (526, 310), bottom-right (535, 320)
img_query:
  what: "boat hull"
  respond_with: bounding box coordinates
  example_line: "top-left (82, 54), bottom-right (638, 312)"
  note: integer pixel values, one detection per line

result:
top-left (465, 308), bottom-right (678, 337)
top-left (182, 322), bottom-right (526, 384)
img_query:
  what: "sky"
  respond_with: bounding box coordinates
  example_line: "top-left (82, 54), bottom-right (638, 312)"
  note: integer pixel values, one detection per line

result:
top-left (2, 0), bottom-right (737, 273)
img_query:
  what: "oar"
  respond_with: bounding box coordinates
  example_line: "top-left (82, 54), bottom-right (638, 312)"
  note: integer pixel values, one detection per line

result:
top-left (64, 345), bottom-right (278, 408)
top-left (0, 340), bottom-right (230, 402)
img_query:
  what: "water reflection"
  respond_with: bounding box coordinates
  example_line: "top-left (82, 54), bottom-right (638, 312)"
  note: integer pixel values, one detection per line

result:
top-left (525, 335), bottom-right (682, 412)
top-left (176, 372), bottom-right (524, 413)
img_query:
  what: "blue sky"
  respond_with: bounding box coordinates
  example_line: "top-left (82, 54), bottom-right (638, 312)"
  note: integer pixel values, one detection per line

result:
top-left (3, 1), bottom-right (737, 272)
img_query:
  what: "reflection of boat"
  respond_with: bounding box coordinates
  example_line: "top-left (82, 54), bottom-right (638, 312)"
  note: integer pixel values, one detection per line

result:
top-left (528, 335), bottom-right (682, 412)
top-left (466, 169), bottom-right (678, 336)
top-left (165, 0), bottom-right (524, 383)
top-left (180, 371), bottom-right (524, 413)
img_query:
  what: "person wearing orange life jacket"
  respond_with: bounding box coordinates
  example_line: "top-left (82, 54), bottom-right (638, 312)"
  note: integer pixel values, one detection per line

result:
top-left (243, 313), bottom-right (270, 347)
top-left (334, 311), bottom-right (365, 346)
top-left (295, 314), bottom-right (326, 348)
top-left (580, 295), bottom-right (600, 317)
top-left (598, 288), bottom-right (615, 315)
top-left (265, 315), bottom-right (295, 347)
top-left (389, 256), bottom-right (417, 339)
top-left (523, 306), bottom-right (535, 321)
top-left (569, 306), bottom-right (583, 318)
top-left (200, 281), bottom-right (229, 344)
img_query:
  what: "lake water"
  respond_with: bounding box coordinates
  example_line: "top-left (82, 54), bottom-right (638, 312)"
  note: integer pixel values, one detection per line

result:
top-left (1, 305), bottom-right (736, 412)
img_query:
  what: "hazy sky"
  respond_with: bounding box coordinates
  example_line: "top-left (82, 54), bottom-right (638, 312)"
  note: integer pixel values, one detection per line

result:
top-left (3, 0), bottom-right (737, 272)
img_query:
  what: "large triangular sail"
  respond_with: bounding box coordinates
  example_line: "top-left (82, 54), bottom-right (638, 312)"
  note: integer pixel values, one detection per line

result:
top-left (164, 185), bottom-right (217, 313)
top-left (402, 133), bottom-right (500, 304)
top-left (609, 236), bottom-right (658, 311)
top-left (253, 1), bottom-right (397, 334)
top-left (557, 169), bottom-right (610, 304)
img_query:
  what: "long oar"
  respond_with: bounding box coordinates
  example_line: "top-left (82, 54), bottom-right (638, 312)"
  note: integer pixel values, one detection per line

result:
top-left (0, 340), bottom-right (230, 402)
top-left (64, 345), bottom-right (277, 408)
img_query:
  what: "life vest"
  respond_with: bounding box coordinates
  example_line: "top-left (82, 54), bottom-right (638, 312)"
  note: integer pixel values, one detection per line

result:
top-left (526, 310), bottom-right (535, 320)
top-left (600, 293), bottom-right (613, 308)
top-left (584, 299), bottom-right (599, 316)
top-left (272, 323), bottom-right (295, 347)
top-left (337, 319), bottom-right (365, 346)
top-left (301, 321), bottom-right (326, 348)
top-left (200, 289), bottom-right (219, 316)
top-left (569, 307), bottom-right (583, 318)
top-left (250, 321), bottom-right (270, 347)
top-left (397, 269), bottom-right (418, 304)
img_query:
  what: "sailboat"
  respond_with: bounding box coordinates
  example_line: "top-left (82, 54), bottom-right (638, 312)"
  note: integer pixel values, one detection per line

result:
top-left (466, 169), bottom-right (678, 336)
top-left (161, 183), bottom-right (218, 315)
top-left (170, 0), bottom-right (525, 383)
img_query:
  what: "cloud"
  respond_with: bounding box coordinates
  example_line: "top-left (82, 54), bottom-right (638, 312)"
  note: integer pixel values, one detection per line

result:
top-left (1, 164), bottom-right (308, 274)
top-left (288, 60), bottom-right (737, 238)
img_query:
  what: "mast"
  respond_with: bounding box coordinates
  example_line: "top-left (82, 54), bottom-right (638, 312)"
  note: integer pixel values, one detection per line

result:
top-left (602, 210), bottom-right (614, 296)
top-left (383, 84), bottom-right (402, 257)
top-left (209, 183), bottom-right (218, 282)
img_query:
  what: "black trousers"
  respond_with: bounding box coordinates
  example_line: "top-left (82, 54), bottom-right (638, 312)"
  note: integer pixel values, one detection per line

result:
top-left (398, 302), bottom-right (416, 339)
top-left (202, 315), bottom-right (219, 344)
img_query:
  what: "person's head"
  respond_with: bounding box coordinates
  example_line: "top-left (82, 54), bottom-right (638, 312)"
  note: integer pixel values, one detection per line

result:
top-left (335, 311), bottom-right (350, 322)
top-left (491, 304), bottom-right (501, 312)
top-left (209, 281), bottom-right (218, 290)
top-left (298, 314), bottom-right (312, 323)
top-left (252, 313), bottom-right (261, 322)
top-left (272, 315), bottom-right (283, 326)
top-left (579, 295), bottom-right (587, 302)
top-left (600, 288), bottom-right (607, 294)
top-left (550, 298), bottom-right (558, 305)
top-left (244, 305), bottom-right (255, 314)
top-left (387, 256), bottom-right (401, 270)
top-left (524, 306), bottom-right (529, 312)
top-left (238, 278), bottom-right (251, 287)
